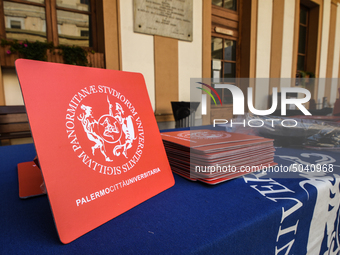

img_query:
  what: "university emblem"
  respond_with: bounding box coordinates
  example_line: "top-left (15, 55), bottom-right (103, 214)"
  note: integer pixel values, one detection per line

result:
top-left (66, 85), bottom-right (144, 176)
top-left (178, 130), bottom-right (231, 140)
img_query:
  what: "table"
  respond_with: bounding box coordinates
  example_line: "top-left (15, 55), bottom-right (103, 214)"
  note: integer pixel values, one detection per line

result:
top-left (1, 143), bottom-right (340, 254)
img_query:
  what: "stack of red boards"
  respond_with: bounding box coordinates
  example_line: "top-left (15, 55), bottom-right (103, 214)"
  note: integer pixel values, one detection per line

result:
top-left (161, 129), bottom-right (277, 184)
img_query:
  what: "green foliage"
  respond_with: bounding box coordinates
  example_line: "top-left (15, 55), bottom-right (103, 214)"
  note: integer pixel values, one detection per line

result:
top-left (1, 39), bottom-right (53, 61)
top-left (297, 70), bottom-right (315, 78)
top-left (57, 45), bottom-right (88, 66)
top-left (305, 71), bottom-right (315, 78)
top-left (1, 39), bottom-right (91, 66)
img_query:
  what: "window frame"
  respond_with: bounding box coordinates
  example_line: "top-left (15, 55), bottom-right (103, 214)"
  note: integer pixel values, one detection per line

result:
top-left (211, 0), bottom-right (240, 107)
top-left (211, 37), bottom-right (237, 106)
top-left (297, 4), bottom-right (309, 73)
top-left (212, 0), bottom-right (237, 12)
top-left (211, 36), bottom-right (237, 78)
top-left (0, 0), bottom-right (98, 50)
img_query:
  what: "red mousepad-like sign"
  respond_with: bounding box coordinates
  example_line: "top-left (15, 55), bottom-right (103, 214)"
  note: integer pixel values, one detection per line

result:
top-left (15, 59), bottom-right (174, 244)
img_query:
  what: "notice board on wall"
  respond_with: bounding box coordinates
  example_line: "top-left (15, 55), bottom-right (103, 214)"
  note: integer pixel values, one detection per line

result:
top-left (133, 0), bottom-right (193, 42)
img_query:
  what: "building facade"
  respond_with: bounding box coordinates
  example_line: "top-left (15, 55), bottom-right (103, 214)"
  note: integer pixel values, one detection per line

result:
top-left (1, 0), bottom-right (340, 129)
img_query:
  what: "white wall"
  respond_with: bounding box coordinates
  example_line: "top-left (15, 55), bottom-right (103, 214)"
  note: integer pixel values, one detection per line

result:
top-left (255, 0), bottom-right (273, 109)
top-left (317, 0), bottom-right (331, 105)
top-left (280, 0), bottom-right (295, 80)
top-left (119, 0), bottom-right (155, 110)
top-left (2, 68), bottom-right (24, 105)
top-left (178, 0), bottom-right (202, 102)
top-left (330, 3), bottom-right (340, 104)
top-left (120, 0), bottom-right (202, 113)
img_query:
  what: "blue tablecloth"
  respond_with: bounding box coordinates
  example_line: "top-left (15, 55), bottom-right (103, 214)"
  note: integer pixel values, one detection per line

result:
top-left (1, 143), bottom-right (340, 254)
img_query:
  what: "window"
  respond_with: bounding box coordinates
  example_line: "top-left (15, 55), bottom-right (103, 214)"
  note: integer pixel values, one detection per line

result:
top-left (212, 0), bottom-right (237, 11)
top-left (1, 0), bottom-right (98, 49)
top-left (297, 5), bottom-right (309, 72)
top-left (4, 1), bottom-right (47, 42)
top-left (210, 0), bottom-right (239, 105)
top-left (211, 37), bottom-right (236, 105)
top-left (10, 20), bottom-right (21, 29)
top-left (210, 0), bottom-right (239, 107)
top-left (211, 37), bottom-right (236, 79)
top-left (56, 0), bottom-right (91, 46)
top-left (294, 1), bottom-right (320, 79)
top-left (207, 0), bottom-right (240, 124)
top-left (81, 30), bottom-right (89, 37)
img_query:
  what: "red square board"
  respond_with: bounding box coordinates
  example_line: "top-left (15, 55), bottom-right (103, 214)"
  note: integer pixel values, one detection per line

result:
top-left (15, 59), bottom-right (174, 244)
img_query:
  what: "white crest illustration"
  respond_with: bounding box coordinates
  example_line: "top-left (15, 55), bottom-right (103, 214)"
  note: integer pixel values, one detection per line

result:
top-left (178, 130), bottom-right (231, 139)
top-left (77, 96), bottom-right (137, 161)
